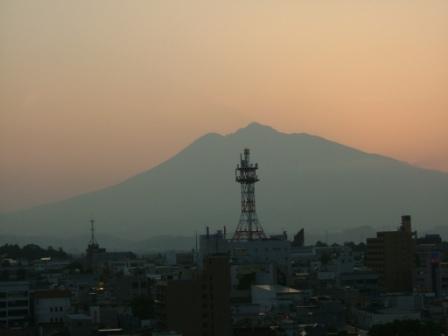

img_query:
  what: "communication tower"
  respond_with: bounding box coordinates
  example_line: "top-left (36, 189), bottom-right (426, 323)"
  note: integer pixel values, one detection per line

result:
top-left (88, 219), bottom-right (99, 249)
top-left (232, 149), bottom-right (266, 240)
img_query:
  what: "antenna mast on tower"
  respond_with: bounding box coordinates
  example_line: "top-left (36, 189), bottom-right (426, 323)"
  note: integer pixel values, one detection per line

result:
top-left (89, 219), bottom-right (98, 248)
top-left (232, 149), bottom-right (266, 241)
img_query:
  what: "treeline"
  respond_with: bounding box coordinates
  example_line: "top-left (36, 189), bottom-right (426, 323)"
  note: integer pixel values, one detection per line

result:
top-left (0, 243), bottom-right (70, 261)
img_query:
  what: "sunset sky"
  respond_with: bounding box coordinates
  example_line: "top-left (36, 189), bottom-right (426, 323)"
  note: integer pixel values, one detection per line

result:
top-left (1, 0), bottom-right (447, 212)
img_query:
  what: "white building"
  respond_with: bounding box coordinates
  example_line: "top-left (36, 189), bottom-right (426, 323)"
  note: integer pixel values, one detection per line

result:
top-left (251, 284), bottom-right (303, 312)
top-left (414, 244), bottom-right (448, 297)
top-left (199, 228), bottom-right (290, 267)
top-left (352, 308), bottom-right (421, 330)
top-left (65, 314), bottom-right (93, 336)
top-left (352, 294), bottom-right (424, 329)
top-left (230, 238), bottom-right (290, 266)
top-left (0, 281), bottom-right (31, 328)
top-left (34, 289), bottom-right (71, 324)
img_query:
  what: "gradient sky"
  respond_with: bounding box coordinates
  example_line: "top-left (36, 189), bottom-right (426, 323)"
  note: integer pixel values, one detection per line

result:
top-left (1, 0), bottom-right (447, 212)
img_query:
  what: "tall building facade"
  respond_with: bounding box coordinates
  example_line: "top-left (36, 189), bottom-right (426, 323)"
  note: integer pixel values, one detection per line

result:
top-left (0, 281), bottom-right (30, 328)
top-left (156, 254), bottom-right (231, 336)
top-left (365, 215), bottom-right (416, 292)
top-left (414, 235), bottom-right (448, 297)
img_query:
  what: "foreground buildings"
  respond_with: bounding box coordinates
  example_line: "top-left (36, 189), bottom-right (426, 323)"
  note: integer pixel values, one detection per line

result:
top-left (0, 281), bottom-right (31, 329)
top-left (365, 215), bottom-right (416, 292)
top-left (156, 254), bottom-right (231, 336)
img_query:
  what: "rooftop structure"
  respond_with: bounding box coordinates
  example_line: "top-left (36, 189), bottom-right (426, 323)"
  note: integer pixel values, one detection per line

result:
top-left (88, 219), bottom-right (99, 250)
top-left (85, 219), bottom-right (106, 272)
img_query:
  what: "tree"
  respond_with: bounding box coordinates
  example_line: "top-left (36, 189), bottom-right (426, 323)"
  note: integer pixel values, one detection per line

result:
top-left (0, 243), bottom-right (70, 261)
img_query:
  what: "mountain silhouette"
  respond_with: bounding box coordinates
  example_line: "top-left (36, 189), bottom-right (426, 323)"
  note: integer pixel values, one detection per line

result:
top-left (1, 122), bottom-right (447, 243)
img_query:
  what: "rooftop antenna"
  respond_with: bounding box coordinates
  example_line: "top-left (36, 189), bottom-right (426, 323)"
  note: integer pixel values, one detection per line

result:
top-left (89, 219), bottom-right (98, 247)
top-left (195, 231), bottom-right (198, 253)
top-left (232, 148), bottom-right (266, 241)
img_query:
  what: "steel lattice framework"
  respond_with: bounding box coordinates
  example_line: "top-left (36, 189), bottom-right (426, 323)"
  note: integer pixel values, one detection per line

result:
top-left (232, 149), bottom-right (267, 240)
top-left (88, 219), bottom-right (98, 248)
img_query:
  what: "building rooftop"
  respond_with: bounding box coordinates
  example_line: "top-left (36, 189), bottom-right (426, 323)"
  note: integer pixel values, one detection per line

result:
top-left (253, 284), bottom-right (300, 293)
top-left (34, 289), bottom-right (71, 299)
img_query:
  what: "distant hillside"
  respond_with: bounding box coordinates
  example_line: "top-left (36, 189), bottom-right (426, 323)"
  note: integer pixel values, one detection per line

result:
top-left (1, 122), bottom-right (447, 243)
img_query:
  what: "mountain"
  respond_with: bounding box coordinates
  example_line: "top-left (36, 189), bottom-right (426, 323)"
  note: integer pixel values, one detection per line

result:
top-left (1, 122), bottom-right (447, 247)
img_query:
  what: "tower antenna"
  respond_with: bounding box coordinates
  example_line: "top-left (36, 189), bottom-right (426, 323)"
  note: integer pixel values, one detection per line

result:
top-left (232, 148), bottom-right (266, 240)
top-left (89, 219), bottom-right (98, 247)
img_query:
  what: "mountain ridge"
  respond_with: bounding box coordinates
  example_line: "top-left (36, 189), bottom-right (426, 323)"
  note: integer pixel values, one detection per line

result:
top-left (1, 122), bottom-right (447, 242)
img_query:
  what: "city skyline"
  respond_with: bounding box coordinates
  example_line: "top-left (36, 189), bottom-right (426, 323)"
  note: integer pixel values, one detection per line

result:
top-left (1, 2), bottom-right (448, 335)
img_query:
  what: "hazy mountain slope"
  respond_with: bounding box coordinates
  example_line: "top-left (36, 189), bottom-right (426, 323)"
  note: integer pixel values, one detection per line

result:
top-left (1, 123), bottom-right (447, 241)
